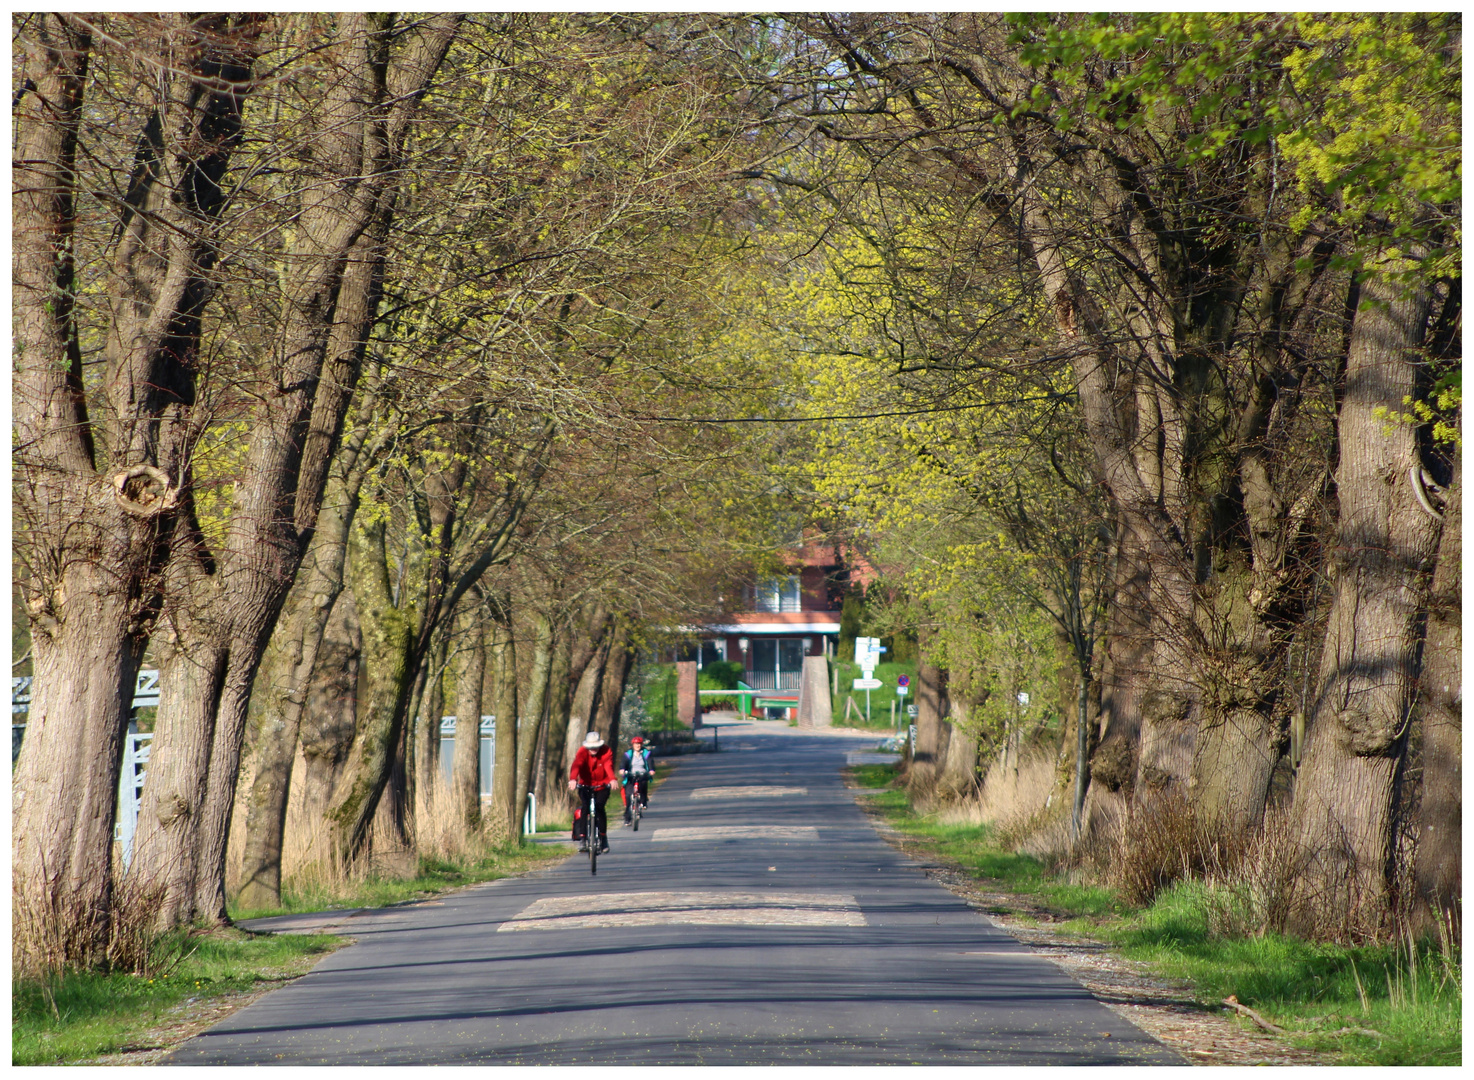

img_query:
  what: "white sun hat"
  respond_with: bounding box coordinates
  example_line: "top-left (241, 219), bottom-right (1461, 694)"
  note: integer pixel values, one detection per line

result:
top-left (582, 731), bottom-right (605, 749)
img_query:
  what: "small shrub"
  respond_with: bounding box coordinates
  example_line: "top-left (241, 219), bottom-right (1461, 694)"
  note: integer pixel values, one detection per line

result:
top-left (697, 661), bottom-right (743, 709)
top-left (698, 660), bottom-right (743, 688)
top-left (106, 876), bottom-right (190, 977)
top-left (1107, 791), bottom-right (1246, 906)
top-left (1202, 808), bottom-right (1303, 938)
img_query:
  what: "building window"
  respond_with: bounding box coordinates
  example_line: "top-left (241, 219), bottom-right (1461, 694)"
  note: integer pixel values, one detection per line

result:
top-left (698, 640), bottom-right (725, 668)
top-left (744, 637), bottom-right (804, 689)
top-left (753, 575), bottom-right (801, 613)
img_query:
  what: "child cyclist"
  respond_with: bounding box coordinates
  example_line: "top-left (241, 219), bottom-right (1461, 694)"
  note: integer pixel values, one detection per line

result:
top-left (620, 735), bottom-right (654, 824)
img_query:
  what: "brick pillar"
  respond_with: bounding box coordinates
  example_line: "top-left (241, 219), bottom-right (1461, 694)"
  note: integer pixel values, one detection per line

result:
top-left (676, 661), bottom-right (702, 728)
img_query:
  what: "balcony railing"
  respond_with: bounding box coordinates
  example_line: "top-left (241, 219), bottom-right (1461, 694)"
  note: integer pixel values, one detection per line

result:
top-left (741, 669), bottom-right (801, 690)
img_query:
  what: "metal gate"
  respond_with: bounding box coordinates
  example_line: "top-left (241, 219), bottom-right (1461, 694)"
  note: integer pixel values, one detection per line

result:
top-left (12, 669), bottom-right (161, 870)
top-left (115, 733), bottom-right (152, 870)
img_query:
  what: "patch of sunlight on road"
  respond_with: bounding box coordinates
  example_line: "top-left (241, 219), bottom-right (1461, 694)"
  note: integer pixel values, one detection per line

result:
top-left (650, 825), bottom-right (819, 842)
top-left (498, 890), bottom-right (866, 930)
top-left (689, 786), bottom-right (808, 799)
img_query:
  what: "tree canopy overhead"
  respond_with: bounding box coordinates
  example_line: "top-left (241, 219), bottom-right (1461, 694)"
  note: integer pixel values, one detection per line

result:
top-left (12, 13), bottom-right (1459, 971)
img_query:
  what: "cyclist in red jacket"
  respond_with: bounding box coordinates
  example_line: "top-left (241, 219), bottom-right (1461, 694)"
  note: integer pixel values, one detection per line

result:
top-left (568, 729), bottom-right (617, 853)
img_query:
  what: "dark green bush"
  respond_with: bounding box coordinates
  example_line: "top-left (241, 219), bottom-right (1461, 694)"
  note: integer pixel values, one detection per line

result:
top-left (698, 660), bottom-right (743, 689)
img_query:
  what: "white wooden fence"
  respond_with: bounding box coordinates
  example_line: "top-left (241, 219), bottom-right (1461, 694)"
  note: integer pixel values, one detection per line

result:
top-left (13, 682), bottom-right (520, 865)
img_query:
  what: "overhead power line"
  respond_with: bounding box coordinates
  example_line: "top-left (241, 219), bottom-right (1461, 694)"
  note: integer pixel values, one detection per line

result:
top-left (634, 392), bottom-right (1074, 424)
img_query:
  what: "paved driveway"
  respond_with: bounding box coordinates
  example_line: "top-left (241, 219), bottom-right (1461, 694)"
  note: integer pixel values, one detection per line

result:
top-left (173, 721), bottom-right (1180, 1065)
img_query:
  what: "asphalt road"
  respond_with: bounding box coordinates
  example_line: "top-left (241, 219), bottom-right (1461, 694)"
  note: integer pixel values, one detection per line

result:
top-left (173, 720), bottom-right (1180, 1065)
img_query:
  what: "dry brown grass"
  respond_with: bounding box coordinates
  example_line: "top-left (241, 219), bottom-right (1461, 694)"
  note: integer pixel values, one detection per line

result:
top-left (1072, 789), bottom-right (1247, 907)
top-left (14, 870), bottom-right (191, 980)
top-left (222, 753), bottom-right (514, 910)
top-left (910, 744), bottom-right (1076, 858)
top-left (1199, 807), bottom-right (1302, 937)
top-left (975, 744), bottom-right (1073, 856)
top-left (12, 881), bottom-right (104, 978)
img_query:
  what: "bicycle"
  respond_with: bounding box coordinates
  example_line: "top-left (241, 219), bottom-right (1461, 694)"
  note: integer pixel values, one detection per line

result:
top-left (586, 787), bottom-right (601, 874)
top-left (624, 779), bottom-right (644, 831)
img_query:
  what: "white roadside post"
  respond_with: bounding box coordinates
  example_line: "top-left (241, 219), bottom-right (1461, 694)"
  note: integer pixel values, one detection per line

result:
top-left (896, 674), bottom-right (909, 736)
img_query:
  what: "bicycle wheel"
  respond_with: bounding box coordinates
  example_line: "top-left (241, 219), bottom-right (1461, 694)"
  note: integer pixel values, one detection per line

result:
top-left (589, 806), bottom-right (598, 875)
top-left (632, 801), bottom-right (639, 831)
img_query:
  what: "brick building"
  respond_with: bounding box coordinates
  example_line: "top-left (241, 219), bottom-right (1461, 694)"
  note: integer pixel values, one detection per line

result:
top-left (692, 538), bottom-right (873, 715)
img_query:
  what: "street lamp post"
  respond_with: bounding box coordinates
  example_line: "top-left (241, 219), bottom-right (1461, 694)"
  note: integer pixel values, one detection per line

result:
top-left (738, 638), bottom-right (749, 717)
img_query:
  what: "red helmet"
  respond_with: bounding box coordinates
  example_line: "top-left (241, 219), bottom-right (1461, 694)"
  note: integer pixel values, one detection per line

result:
top-left (631, 736), bottom-right (644, 744)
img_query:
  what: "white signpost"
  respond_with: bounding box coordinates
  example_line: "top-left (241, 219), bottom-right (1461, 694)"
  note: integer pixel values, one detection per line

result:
top-left (852, 637), bottom-right (888, 723)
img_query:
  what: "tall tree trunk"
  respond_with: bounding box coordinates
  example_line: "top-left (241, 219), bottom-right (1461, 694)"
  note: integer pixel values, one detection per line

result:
top-left (487, 605), bottom-right (520, 841)
top-left (937, 669), bottom-right (985, 800)
top-left (1188, 707), bottom-right (1283, 835)
top-left (1185, 559), bottom-right (1286, 835)
top-left (9, 12), bottom-right (274, 962)
top-left (1083, 518), bottom-right (1151, 837)
top-left (325, 518), bottom-right (417, 863)
top-left (1069, 656), bottom-right (1092, 839)
top-left (10, 14), bottom-right (122, 972)
top-left (300, 587), bottom-right (363, 822)
top-left (451, 600), bottom-right (487, 834)
top-left (534, 627), bottom-right (574, 809)
top-left (562, 631), bottom-right (612, 798)
top-left (514, 612), bottom-right (557, 839)
top-left (234, 468), bottom-right (365, 910)
top-left (78, 12), bottom-right (265, 933)
top-left (593, 621), bottom-right (633, 752)
top-left (413, 629), bottom-right (450, 830)
top-left (131, 13), bottom-right (462, 928)
top-left (908, 650), bottom-right (947, 793)
top-left (1413, 454), bottom-right (1460, 924)
top-left (1289, 271), bottom-right (1442, 934)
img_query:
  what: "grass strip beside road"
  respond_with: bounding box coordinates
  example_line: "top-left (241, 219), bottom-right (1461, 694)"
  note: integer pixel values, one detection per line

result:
top-left (15, 838), bottom-right (573, 1065)
top-left (848, 762), bottom-right (1461, 1067)
top-left (13, 930), bottom-right (339, 1065)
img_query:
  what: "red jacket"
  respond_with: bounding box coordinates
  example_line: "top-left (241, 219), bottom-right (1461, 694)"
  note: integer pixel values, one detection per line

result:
top-left (570, 744), bottom-right (617, 787)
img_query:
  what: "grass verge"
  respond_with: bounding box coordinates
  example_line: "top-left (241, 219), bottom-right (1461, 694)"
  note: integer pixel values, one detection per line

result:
top-left (16, 833), bottom-right (578, 1065)
top-left (848, 762), bottom-right (1461, 1066)
top-left (13, 929), bottom-right (340, 1065)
